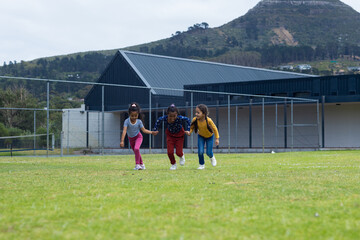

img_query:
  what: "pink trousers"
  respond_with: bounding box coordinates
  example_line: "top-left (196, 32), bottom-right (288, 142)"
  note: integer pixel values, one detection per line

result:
top-left (128, 132), bottom-right (143, 165)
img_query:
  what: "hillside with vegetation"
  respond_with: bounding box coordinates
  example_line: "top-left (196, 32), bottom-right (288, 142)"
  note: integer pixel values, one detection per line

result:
top-left (1, 0), bottom-right (360, 137)
top-left (127, 0), bottom-right (360, 72)
top-left (2, 1), bottom-right (360, 86)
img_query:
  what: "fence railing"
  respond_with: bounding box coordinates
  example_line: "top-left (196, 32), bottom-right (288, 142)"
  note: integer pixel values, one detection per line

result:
top-left (0, 75), bottom-right (320, 156)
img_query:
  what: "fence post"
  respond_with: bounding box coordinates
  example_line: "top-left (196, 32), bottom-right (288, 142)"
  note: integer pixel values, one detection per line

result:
top-left (228, 94), bottom-right (231, 153)
top-left (321, 96), bottom-right (325, 148)
top-left (52, 133), bottom-right (55, 150)
top-left (86, 111), bottom-right (89, 149)
top-left (284, 99), bottom-right (287, 148)
top-left (275, 104), bottom-right (278, 150)
top-left (34, 110), bottom-right (36, 156)
top-left (98, 112), bottom-right (100, 151)
top-left (235, 105), bottom-right (238, 151)
top-left (60, 131), bottom-right (63, 157)
top-left (149, 89), bottom-right (152, 153)
top-left (262, 98), bottom-right (265, 153)
top-left (317, 99), bottom-right (321, 149)
top-left (291, 99), bottom-right (294, 151)
top-left (216, 100), bottom-right (219, 150)
top-left (191, 92), bottom-right (193, 153)
top-left (101, 85), bottom-right (105, 155)
top-left (185, 101), bottom-right (188, 150)
top-left (162, 109), bottom-right (165, 152)
top-left (67, 110), bottom-right (70, 154)
top-left (46, 81), bottom-right (50, 158)
top-left (156, 102), bottom-right (159, 149)
top-left (119, 112), bottom-right (122, 151)
top-left (249, 98), bottom-right (252, 148)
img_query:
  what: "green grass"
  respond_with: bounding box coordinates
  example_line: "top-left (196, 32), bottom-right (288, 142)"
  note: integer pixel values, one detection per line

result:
top-left (0, 148), bottom-right (79, 157)
top-left (0, 151), bottom-right (359, 239)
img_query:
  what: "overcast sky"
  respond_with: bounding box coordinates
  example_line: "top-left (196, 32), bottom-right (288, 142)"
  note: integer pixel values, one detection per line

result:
top-left (1, 0), bottom-right (360, 65)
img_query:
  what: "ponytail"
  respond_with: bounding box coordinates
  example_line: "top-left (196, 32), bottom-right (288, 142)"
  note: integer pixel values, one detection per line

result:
top-left (205, 116), bottom-right (213, 133)
top-left (191, 119), bottom-right (198, 133)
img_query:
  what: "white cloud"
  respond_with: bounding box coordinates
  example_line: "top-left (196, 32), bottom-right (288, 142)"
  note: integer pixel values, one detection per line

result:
top-left (0, 0), bottom-right (359, 65)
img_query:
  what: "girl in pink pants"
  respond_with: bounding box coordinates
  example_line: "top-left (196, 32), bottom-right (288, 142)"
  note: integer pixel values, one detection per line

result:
top-left (120, 103), bottom-right (154, 170)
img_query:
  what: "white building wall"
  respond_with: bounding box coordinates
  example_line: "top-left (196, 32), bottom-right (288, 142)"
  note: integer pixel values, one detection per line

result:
top-left (190, 102), bottom-right (359, 149)
top-left (62, 107), bottom-right (120, 149)
top-left (200, 104), bottom-right (319, 149)
top-left (324, 102), bottom-right (360, 148)
top-left (62, 108), bottom-right (87, 148)
top-left (86, 112), bottom-right (121, 148)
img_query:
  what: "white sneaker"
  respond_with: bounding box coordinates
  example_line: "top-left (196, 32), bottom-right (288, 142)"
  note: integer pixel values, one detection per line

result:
top-left (141, 164), bottom-right (146, 170)
top-left (197, 165), bottom-right (205, 170)
top-left (134, 164), bottom-right (142, 170)
top-left (210, 156), bottom-right (217, 166)
top-left (170, 164), bottom-right (177, 170)
top-left (179, 155), bottom-right (185, 166)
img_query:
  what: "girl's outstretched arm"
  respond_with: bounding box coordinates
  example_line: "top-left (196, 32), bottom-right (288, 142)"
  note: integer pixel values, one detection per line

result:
top-left (120, 126), bottom-right (128, 147)
top-left (141, 127), bottom-right (153, 135)
top-left (153, 116), bottom-right (166, 132)
top-left (182, 116), bottom-right (191, 131)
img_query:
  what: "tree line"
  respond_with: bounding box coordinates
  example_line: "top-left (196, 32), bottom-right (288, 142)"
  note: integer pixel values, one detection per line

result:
top-left (0, 84), bottom-right (84, 137)
top-left (139, 41), bottom-right (360, 67)
top-left (0, 52), bottom-right (112, 99)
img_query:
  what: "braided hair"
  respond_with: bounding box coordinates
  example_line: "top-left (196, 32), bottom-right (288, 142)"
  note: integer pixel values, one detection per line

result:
top-left (191, 104), bottom-right (213, 134)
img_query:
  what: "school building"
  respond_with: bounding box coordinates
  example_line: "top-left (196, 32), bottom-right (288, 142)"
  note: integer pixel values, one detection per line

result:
top-left (62, 50), bottom-right (360, 151)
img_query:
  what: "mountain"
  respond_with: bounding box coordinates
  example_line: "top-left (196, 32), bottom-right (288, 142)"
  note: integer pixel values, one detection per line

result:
top-left (228, 0), bottom-right (360, 46)
top-left (2, 0), bottom-right (360, 137)
top-left (126, 0), bottom-right (360, 68)
top-left (2, 0), bottom-right (360, 95)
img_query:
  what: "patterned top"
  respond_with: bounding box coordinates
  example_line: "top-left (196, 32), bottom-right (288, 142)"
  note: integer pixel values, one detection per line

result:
top-left (153, 115), bottom-right (191, 134)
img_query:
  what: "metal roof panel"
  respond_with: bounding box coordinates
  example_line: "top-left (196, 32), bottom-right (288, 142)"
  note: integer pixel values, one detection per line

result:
top-left (121, 50), bottom-right (315, 96)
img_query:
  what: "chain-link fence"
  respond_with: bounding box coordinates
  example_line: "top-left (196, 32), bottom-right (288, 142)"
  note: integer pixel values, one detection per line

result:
top-left (0, 75), bottom-right (320, 156)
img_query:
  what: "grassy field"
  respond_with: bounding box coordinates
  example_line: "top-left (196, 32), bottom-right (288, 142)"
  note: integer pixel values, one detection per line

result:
top-left (0, 148), bottom-right (81, 157)
top-left (0, 151), bottom-right (359, 239)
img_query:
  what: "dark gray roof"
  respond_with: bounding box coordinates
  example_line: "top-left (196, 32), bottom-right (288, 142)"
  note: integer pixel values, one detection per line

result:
top-left (120, 50), bottom-right (315, 96)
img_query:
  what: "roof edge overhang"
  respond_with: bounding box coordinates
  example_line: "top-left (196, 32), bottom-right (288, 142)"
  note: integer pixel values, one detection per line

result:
top-left (119, 50), bottom-right (156, 95)
top-left (120, 50), bottom-right (318, 78)
top-left (84, 51), bottom-right (123, 101)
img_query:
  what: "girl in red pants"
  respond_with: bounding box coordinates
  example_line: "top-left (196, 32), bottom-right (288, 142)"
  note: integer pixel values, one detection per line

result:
top-left (153, 104), bottom-right (191, 170)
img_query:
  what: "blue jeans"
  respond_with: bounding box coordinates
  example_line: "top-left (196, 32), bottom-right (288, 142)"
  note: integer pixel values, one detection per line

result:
top-left (198, 135), bottom-right (214, 165)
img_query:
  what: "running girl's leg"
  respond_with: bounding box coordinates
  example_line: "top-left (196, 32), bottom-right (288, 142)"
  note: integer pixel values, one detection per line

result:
top-left (133, 133), bottom-right (143, 165)
top-left (166, 131), bottom-right (176, 165)
top-left (198, 135), bottom-right (206, 165)
top-left (174, 135), bottom-right (185, 158)
top-left (129, 134), bottom-right (141, 165)
top-left (205, 135), bottom-right (214, 158)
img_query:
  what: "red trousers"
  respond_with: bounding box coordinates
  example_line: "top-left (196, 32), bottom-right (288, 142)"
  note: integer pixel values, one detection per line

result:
top-left (166, 128), bottom-right (185, 165)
